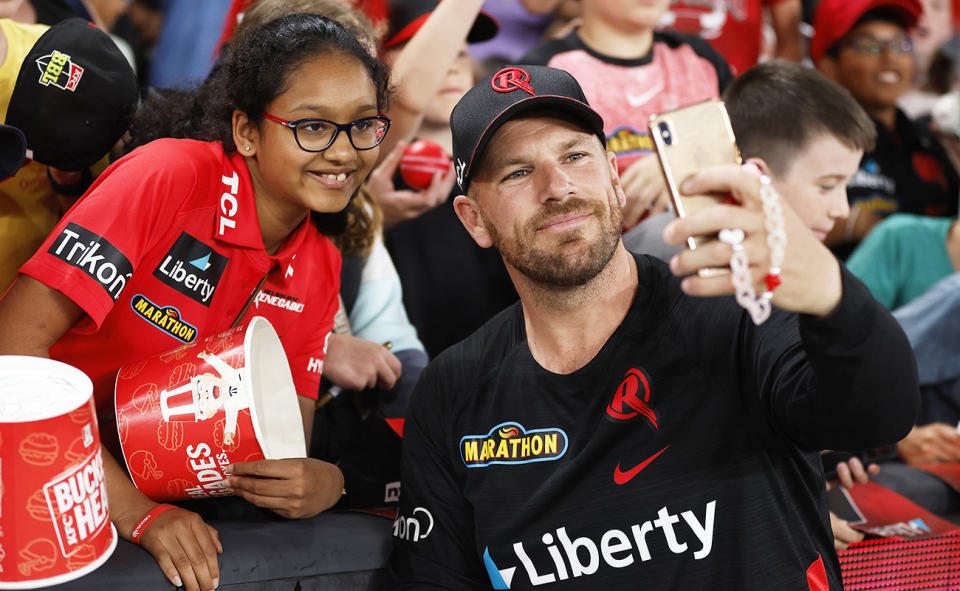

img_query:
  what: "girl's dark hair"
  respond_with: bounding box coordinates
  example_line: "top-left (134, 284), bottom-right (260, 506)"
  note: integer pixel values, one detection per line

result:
top-left (126, 13), bottom-right (392, 236)
top-left (129, 13), bottom-right (390, 152)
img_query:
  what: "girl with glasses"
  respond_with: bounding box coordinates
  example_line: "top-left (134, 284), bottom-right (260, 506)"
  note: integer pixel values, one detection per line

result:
top-left (0, 13), bottom-right (390, 591)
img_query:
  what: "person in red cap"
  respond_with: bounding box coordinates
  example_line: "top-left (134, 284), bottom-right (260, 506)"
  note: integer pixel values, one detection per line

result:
top-left (812, 0), bottom-right (959, 257)
top-left (389, 63), bottom-right (918, 589)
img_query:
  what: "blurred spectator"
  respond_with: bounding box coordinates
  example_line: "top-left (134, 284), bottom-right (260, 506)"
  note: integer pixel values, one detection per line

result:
top-left (468, 0), bottom-right (579, 75)
top-left (659, 0), bottom-right (803, 76)
top-left (813, 0), bottom-right (959, 257)
top-left (900, 0), bottom-right (957, 118)
top-left (0, 17), bottom-right (137, 291)
top-left (521, 0), bottom-right (732, 230)
top-left (147, 0), bottom-right (231, 88)
top-left (846, 213), bottom-right (959, 309)
top-left (368, 0), bottom-right (519, 359)
top-left (2, 0), bottom-right (78, 25)
top-left (726, 60), bottom-right (876, 242)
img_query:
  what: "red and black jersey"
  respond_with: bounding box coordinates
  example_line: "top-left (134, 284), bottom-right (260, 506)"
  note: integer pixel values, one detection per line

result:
top-left (389, 254), bottom-right (918, 589)
top-left (659, 0), bottom-right (793, 76)
top-left (521, 30), bottom-right (732, 174)
top-left (848, 110), bottom-right (960, 220)
top-left (20, 138), bottom-right (340, 416)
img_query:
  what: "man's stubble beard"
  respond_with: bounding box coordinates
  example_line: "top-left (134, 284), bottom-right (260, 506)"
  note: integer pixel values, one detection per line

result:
top-left (482, 187), bottom-right (623, 288)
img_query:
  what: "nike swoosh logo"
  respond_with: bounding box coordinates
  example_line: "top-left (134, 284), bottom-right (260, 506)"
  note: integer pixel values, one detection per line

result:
top-left (613, 445), bottom-right (669, 485)
top-left (625, 80), bottom-right (665, 108)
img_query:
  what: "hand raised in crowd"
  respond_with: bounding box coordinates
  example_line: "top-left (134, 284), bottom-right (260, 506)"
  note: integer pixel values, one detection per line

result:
top-left (322, 333), bottom-right (402, 392)
top-left (897, 423), bottom-right (960, 465)
top-left (119, 503), bottom-right (222, 591)
top-left (618, 155), bottom-right (672, 230)
top-left (366, 140), bottom-right (455, 230)
top-left (222, 458), bottom-right (345, 519)
top-left (663, 162), bottom-right (843, 318)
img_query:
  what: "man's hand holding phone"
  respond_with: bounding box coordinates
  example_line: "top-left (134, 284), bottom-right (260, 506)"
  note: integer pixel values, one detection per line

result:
top-left (661, 163), bottom-right (843, 319)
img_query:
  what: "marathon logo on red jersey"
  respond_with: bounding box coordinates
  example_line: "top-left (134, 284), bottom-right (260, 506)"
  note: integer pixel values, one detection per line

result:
top-left (37, 50), bottom-right (84, 91)
top-left (461, 422), bottom-right (567, 468)
top-left (482, 500), bottom-right (717, 588)
top-left (131, 294), bottom-right (198, 343)
top-left (48, 222), bottom-right (133, 301)
top-left (153, 232), bottom-right (229, 306)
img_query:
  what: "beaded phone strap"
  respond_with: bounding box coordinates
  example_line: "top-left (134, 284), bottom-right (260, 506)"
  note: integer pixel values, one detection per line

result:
top-left (718, 175), bottom-right (786, 326)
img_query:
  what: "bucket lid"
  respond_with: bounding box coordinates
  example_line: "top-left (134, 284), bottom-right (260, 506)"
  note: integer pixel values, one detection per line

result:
top-left (0, 356), bottom-right (93, 423)
top-left (243, 317), bottom-right (306, 459)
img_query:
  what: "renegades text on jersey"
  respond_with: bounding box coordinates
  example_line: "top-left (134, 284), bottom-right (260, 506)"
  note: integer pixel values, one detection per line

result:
top-left (20, 138), bottom-right (340, 418)
top-left (389, 254), bottom-right (917, 589)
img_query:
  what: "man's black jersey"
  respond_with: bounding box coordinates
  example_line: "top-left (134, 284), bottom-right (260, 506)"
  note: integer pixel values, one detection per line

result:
top-left (389, 254), bottom-right (918, 589)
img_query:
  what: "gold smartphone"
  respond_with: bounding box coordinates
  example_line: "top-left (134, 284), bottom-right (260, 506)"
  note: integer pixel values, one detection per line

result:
top-left (649, 98), bottom-right (742, 253)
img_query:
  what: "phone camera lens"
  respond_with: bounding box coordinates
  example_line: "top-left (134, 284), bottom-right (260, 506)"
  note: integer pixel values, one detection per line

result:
top-left (658, 122), bottom-right (672, 145)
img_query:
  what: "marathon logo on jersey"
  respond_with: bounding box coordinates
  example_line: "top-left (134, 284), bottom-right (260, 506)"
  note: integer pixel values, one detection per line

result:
top-left (482, 500), bottom-right (717, 589)
top-left (48, 222), bottom-right (133, 301)
top-left (460, 422), bottom-right (567, 468)
top-left (606, 127), bottom-right (654, 157)
top-left (131, 294), bottom-right (197, 343)
top-left (255, 288), bottom-right (304, 313)
top-left (153, 232), bottom-right (229, 306)
top-left (37, 50), bottom-right (84, 91)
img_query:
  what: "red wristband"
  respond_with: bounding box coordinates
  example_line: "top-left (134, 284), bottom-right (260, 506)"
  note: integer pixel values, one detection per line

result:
top-left (130, 503), bottom-right (176, 544)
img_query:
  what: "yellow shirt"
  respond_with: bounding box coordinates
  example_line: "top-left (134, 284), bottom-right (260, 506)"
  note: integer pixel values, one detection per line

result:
top-left (0, 19), bottom-right (62, 291)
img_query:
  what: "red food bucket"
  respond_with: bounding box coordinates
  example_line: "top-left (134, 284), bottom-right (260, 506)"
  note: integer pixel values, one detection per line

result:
top-left (0, 356), bottom-right (117, 589)
top-left (114, 316), bottom-right (305, 501)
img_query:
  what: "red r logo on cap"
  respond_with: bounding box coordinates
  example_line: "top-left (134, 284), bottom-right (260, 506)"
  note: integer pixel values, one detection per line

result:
top-left (491, 67), bottom-right (535, 96)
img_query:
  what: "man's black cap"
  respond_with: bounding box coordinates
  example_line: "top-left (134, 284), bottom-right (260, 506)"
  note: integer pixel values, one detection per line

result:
top-left (450, 65), bottom-right (606, 192)
top-left (6, 18), bottom-right (139, 171)
top-left (383, 0), bottom-right (498, 49)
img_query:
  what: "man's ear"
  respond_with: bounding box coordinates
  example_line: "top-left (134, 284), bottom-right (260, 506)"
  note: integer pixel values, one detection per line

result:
top-left (453, 194), bottom-right (494, 248)
top-left (745, 156), bottom-right (773, 178)
top-left (233, 109), bottom-right (259, 156)
top-left (608, 151), bottom-right (627, 208)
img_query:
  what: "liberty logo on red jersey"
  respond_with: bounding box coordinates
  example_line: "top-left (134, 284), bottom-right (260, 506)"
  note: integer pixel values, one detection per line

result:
top-left (606, 368), bottom-right (658, 428)
top-left (153, 232), bottom-right (229, 306)
top-left (491, 67), bottom-right (535, 96)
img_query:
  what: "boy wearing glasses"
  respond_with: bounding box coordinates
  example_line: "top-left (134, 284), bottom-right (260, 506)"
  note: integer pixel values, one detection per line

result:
top-left (812, 0), bottom-right (959, 257)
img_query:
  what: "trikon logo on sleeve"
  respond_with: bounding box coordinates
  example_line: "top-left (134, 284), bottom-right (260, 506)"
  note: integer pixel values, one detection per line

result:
top-left (461, 422), bottom-right (568, 468)
top-left (48, 222), bottom-right (133, 301)
top-left (153, 232), bottom-right (229, 306)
